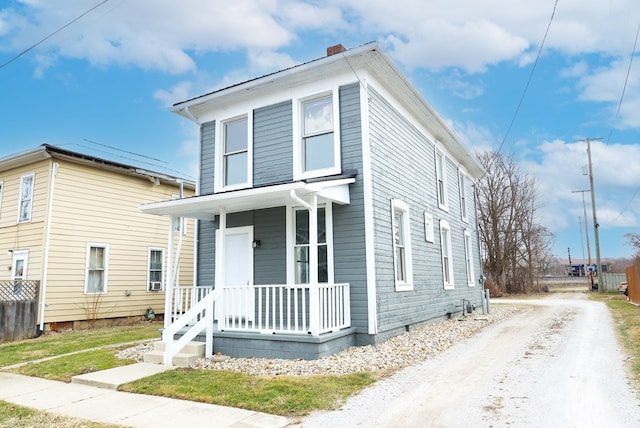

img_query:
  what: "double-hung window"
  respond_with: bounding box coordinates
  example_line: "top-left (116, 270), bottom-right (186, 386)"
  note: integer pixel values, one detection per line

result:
top-left (293, 207), bottom-right (328, 284)
top-left (18, 173), bottom-right (34, 222)
top-left (0, 180), bottom-right (3, 219)
top-left (464, 229), bottom-right (475, 286)
top-left (435, 149), bottom-right (448, 211)
top-left (296, 92), bottom-right (340, 178)
top-left (440, 220), bottom-right (454, 289)
top-left (392, 199), bottom-right (413, 291)
top-left (85, 244), bottom-right (108, 293)
top-left (218, 115), bottom-right (250, 190)
top-left (148, 248), bottom-right (164, 291)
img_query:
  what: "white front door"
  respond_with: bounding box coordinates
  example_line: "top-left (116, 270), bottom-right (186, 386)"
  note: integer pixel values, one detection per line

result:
top-left (217, 226), bottom-right (254, 321)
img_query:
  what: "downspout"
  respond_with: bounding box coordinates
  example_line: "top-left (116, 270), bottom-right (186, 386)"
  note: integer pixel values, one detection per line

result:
top-left (40, 162), bottom-right (59, 331)
top-left (472, 183), bottom-right (488, 314)
top-left (164, 216), bottom-right (174, 329)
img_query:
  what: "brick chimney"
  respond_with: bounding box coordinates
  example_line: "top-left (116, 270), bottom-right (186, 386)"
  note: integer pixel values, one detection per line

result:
top-left (327, 44), bottom-right (346, 56)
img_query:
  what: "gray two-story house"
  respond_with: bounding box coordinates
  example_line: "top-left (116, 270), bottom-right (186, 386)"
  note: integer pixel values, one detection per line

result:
top-left (141, 42), bottom-right (485, 362)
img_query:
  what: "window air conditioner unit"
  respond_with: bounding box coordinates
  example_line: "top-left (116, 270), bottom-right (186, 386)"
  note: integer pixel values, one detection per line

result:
top-left (149, 282), bottom-right (162, 292)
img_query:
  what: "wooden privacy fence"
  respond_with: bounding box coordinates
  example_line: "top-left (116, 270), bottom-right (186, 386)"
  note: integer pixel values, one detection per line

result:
top-left (625, 263), bottom-right (640, 305)
top-left (0, 280), bottom-right (40, 343)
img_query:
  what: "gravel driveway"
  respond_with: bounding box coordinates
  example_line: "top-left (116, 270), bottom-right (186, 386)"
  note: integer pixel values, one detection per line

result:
top-left (297, 293), bottom-right (640, 427)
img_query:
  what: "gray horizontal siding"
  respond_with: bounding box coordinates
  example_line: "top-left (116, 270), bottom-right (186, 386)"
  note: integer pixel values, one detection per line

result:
top-left (333, 83), bottom-right (368, 332)
top-left (253, 101), bottom-right (293, 186)
top-left (200, 120), bottom-right (216, 195)
top-left (368, 87), bottom-right (482, 335)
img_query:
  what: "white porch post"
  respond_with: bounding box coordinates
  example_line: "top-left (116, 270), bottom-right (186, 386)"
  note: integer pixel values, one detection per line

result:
top-left (164, 215), bottom-right (175, 329)
top-left (215, 207), bottom-right (227, 330)
top-left (308, 194), bottom-right (320, 336)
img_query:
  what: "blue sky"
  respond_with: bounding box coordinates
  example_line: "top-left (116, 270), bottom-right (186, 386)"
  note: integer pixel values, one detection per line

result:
top-left (1, 0), bottom-right (639, 260)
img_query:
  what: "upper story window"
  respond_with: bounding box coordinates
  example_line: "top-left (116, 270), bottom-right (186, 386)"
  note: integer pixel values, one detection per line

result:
top-left (85, 243), bottom-right (108, 294)
top-left (435, 149), bottom-right (448, 211)
top-left (0, 180), bottom-right (3, 219)
top-left (459, 172), bottom-right (469, 222)
top-left (295, 92), bottom-right (341, 179)
top-left (392, 199), bottom-right (413, 291)
top-left (216, 115), bottom-right (251, 191)
top-left (18, 173), bottom-right (34, 223)
top-left (440, 220), bottom-right (454, 289)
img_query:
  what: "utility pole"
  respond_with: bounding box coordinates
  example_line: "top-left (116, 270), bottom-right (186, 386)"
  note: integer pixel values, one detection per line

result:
top-left (585, 137), bottom-right (604, 292)
top-left (572, 189), bottom-right (592, 287)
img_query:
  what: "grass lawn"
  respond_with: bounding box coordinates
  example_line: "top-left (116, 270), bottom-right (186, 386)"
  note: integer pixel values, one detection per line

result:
top-left (589, 292), bottom-right (640, 390)
top-left (0, 401), bottom-right (127, 428)
top-left (0, 322), bottom-right (161, 368)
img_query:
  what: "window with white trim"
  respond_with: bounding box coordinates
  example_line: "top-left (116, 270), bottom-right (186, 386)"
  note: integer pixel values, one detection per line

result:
top-left (440, 220), bottom-right (454, 289)
top-left (171, 194), bottom-right (187, 235)
top-left (392, 199), bottom-right (413, 291)
top-left (18, 173), bottom-right (34, 223)
top-left (459, 172), bottom-right (469, 222)
top-left (0, 180), bottom-right (3, 219)
top-left (11, 250), bottom-right (28, 281)
top-left (295, 92), bottom-right (340, 179)
top-left (293, 206), bottom-right (328, 284)
top-left (435, 149), bottom-right (448, 210)
top-left (216, 115), bottom-right (251, 191)
top-left (85, 244), bottom-right (108, 294)
top-left (148, 248), bottom-right (164, 291)
top-left (464, 229), bottom-right (475, 286)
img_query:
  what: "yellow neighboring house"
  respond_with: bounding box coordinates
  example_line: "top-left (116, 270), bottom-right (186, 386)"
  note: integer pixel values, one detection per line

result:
top-left (0, 144), bottom-right (195, 331)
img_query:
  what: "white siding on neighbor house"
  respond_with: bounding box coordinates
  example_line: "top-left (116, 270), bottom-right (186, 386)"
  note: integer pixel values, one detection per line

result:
top-left (41, 159), bottom-right (195, 324)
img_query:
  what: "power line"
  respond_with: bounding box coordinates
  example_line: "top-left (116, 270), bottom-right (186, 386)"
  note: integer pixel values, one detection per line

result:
top-left (0, 0), bottom-right (110, 70)
top-left (494, 0), bottom-right (559, 157)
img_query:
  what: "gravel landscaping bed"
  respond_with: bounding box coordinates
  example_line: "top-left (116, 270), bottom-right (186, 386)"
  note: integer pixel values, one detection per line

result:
top-left (118, 305), bottom-right (517, 376)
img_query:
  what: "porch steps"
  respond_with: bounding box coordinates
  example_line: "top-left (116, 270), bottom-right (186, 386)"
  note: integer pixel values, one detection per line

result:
top-left (143, 340), bottom-right (205, 367)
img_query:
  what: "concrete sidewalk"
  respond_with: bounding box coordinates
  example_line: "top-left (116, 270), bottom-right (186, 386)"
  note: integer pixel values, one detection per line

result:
top-left (0, 364), bottom-right (290, 428)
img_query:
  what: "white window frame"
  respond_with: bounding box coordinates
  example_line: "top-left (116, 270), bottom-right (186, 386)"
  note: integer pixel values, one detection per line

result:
top-left (85, 243), bottom-right (109, 294)
top-left (11, 250), bottom-right (29, 281)
top-left (147, 247), bottom-right (165, 292)
top-left (293, 90), bottom-right (341, 180)
top-left (435, 149), bottom-right (448, 211)
top-left (464, 229), bottom-right (475, 287)
top-left (18, 173), bottom-right (34, 223)
top-left (392, 199), bottom-right (413, 291)
top-left (215, 113), bottom-right (252, 192)
top-left (440, 220), bottom-right (454, 289)
top-left (459, 171), bottom-right (469, 223)
top-left (286, 203), bottom-right (334, 285)
top-left (424, 212), bottom-right (434, 243)
top-left (171, 194), bottom-right (187, 235)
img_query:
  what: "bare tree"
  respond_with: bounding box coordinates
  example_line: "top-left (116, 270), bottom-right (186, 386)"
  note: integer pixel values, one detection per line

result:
top-left (625, 233), bottom-right (640, 260)
top-left (475, 150), bottom-right (555, 294)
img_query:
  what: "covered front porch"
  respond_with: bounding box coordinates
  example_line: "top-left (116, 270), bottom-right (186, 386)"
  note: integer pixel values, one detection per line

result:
top-left (140, 178), bottom-right (355, 364)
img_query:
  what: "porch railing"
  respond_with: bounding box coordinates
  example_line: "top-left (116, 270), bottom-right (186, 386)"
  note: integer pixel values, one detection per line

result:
top-left (168, 283), bottom-right (350, 337)
top-left (219, 283), bottom-right (350, 335)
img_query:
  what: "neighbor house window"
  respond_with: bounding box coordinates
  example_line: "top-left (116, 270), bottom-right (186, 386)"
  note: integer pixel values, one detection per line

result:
top-left (85, 244), bottom-right (108, 293)
top-left (464, 229), bottom-right (475, 286)
top-left (435, 149), bottom-right (448, 211)
top-left (440, 220), bottom-right (453, 289)
top-left (392, 199), bottom-right (413, 291)
top-left (0, 181), bottom-right (3, 219)
top-left (171, 194), bottom-right (186, 234)
top-left (148, 248), bottom-right (164, 291)
top-left (459, 172), bottom-right (468, 222)
top-left (293, 207), bottom-right (328, 284)
top-left (295, 92), bottom-right (340, 178)
top-left (11, 250), bottom-right (28, 297)
top-left (18, 173), bottom-right (34, 222)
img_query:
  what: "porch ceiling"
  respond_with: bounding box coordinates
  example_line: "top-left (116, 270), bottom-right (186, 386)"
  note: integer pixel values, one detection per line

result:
top-left (139, 178), bottom-right (355, 220)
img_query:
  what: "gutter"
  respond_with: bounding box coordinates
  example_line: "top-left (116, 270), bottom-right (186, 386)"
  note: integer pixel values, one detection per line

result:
top-left (40, 161), bottom-right (59, 331)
